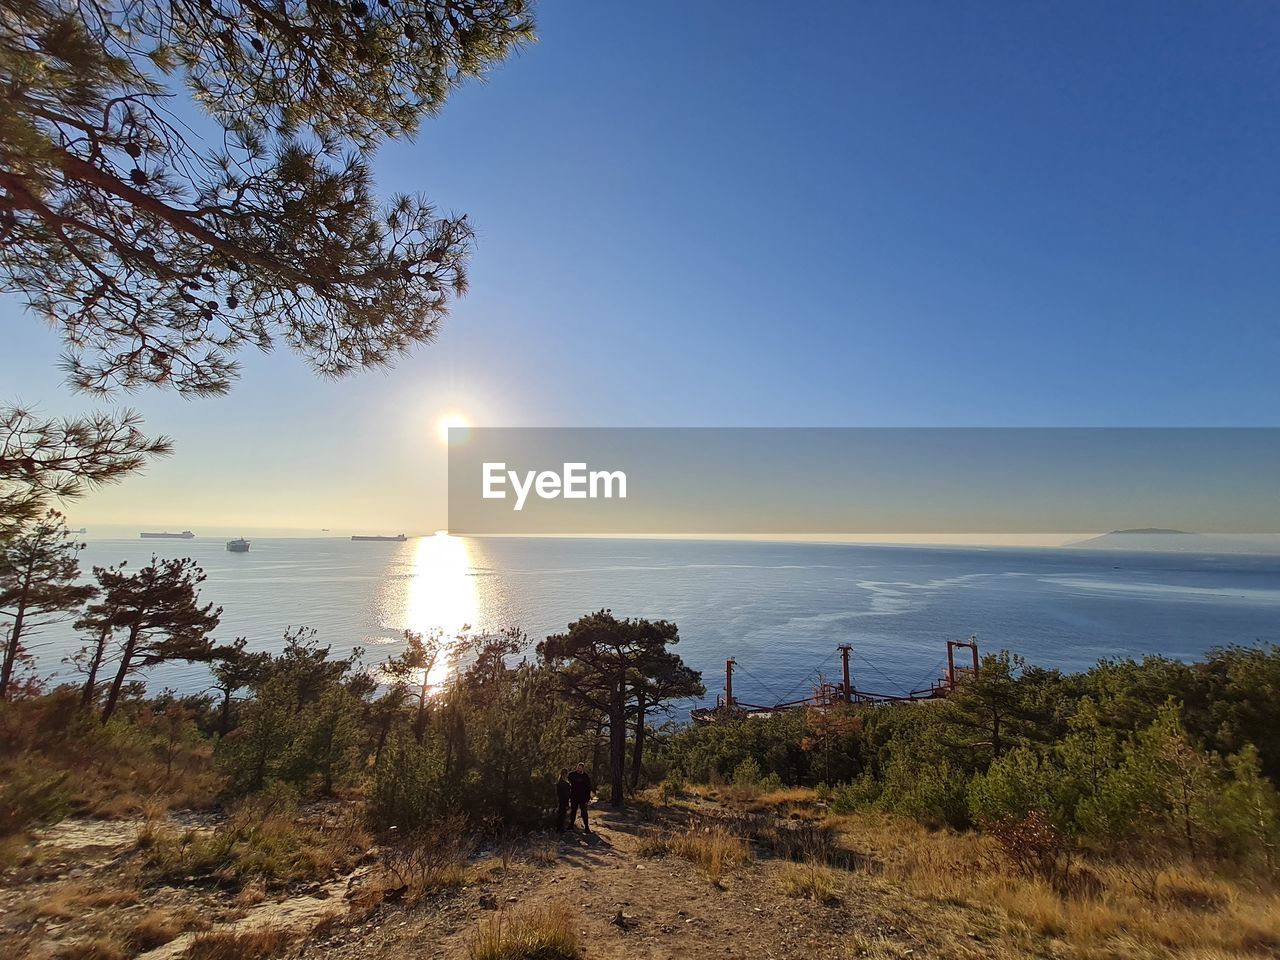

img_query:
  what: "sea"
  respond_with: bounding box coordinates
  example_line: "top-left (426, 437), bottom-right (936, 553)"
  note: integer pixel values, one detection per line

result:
top-left (24, 536), bottom-right (1280, 713)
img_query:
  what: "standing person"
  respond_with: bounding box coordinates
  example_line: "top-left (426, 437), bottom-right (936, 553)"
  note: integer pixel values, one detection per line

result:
top-left (555, 769), bottom-right (571, 833)
top-left (566, 762), bottom-right (593, 833)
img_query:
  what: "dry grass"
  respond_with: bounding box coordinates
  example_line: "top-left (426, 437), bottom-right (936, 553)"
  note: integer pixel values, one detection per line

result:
top-left (776, 861), bottom-right (844, 904)
top-left (744, 786), bottom-right (825, 814)
top-left (143, 801), bottom-right (370, 887)
top-left (0, 693), bottom-right (223, 831)
top-left (469, 902), bottom-right (578, 960)
top-left (375, 815), bottom-right (475, 900)
top-left (825, 810), bottom-right (1280, 958)
top-left (182, 927), bottom-right (296, 960)
top-left (33, 882), bottom-right (140, 920)
top-left (527, 838), bottom-right (559, 865)
top-left (0, 832), bottom-right (30, 869)
top-left (52, 936), bottom-right (129, 960)
top-left (24, 885), bottom-right (206, 958)
top-left (125, 908), bottom-right (205, 951)
top-left (838, 933), bottom-right (917, 960)
top-left (639, 823), bottom-right (752, 884)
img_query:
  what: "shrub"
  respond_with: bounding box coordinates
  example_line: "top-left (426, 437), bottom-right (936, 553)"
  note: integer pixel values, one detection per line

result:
top-left (378, 814), bottom-right (473, 899)
top-left (990, 810), bottom-right (1071, 890)
top-left (877, 757), bottom-right (969, 829)
top-left (758, 772), bottom-right (784, 791)
top-left (967, 746), bottom-right (1060, 828)
top-left (830, 774), bottom-right (879, 813)
top-left (1215, 744), bottom-right (1280, 870)
top-left (368, 732), bottom-right (445, 832)
top-left (659, 769), bottom-right (687, 801)
top-left (732, 756), bottom-right (761, 786)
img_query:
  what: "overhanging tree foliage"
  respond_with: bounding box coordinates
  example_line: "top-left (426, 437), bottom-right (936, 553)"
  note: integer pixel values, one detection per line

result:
top-left (1, 0), bottom-right (534, 396)
top-left (0, 406), bottom-right (171, 536)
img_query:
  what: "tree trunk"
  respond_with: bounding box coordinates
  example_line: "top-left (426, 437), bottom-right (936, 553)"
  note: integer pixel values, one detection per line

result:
top-left (414, 660), bottom-right (435, 747)
top-left (609, 684), bottom-right (626, 807)
top-left (80, 626), bottom-right (110, 709)
top-left (413, 685), bottom-right (428, 743)
top-left (219, 688), bottom-right (233, 736)
top-left (101, 624), bottom-right (139, 722)
top-left (0, 568), bottom-right (34, 700)
top-left (375, 714), bottom-right (392, 765)
top-left (591, 721), bottom-right (605, 783)
top-left (629, 687), bottom-right (647, 791)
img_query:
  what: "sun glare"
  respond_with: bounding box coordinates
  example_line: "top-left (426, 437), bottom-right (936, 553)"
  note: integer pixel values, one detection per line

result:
top-left (436, 413), bottom-right (471, 443)
top-left (403, 532), bottom-right (479, 688)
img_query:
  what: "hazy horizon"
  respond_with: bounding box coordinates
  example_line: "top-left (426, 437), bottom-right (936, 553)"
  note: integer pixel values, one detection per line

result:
top-left (5, 3), bottom-right (1279, 528)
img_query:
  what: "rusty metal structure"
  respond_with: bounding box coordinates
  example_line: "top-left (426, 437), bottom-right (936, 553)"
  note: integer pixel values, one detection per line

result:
top-left (691, 637), bottom-right (980, 724)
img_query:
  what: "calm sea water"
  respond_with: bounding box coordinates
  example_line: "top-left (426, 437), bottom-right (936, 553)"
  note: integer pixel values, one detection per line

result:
top-left (25, 536), bottom-right (1280, 710)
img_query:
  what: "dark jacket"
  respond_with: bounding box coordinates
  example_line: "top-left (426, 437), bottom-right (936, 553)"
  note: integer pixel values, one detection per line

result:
top-left (556, 779), bottom-right (571, 805)
top-left (567, 770), bottom-right (592, 801)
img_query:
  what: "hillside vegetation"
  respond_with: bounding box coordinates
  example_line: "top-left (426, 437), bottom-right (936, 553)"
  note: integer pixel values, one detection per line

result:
top-left (2, 630), bottom-right (1279, 959)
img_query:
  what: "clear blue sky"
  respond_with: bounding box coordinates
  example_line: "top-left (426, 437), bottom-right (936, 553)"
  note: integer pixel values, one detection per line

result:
top-left (3, 0), bottom-right (1279, 531)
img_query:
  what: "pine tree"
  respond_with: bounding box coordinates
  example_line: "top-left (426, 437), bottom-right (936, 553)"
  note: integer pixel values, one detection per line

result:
top-left (0, 510), bottom-right (98, 698)
top-left (938, 651), bottom-right (1051, 768)
top-left (68, 595), bottom-right (114, 709)
top-left (93, 556), bottom-right (222, 721)
top-left (0, 408), bottom-right (170, 539)
top-left (1, 0), bottom-right (534, 397)
top-left (210, 636), bottom-right (271, 735)
top-left (3, 2), bottom-right (531, 527)
top-left (627, 645), bottom-right (704, 790)
top-left (539, 610), bottom-right (701, 806)
top-left (1219, 744), bottom-right (1280, 870)
top-left (383, 628), bottom-right (444, 743)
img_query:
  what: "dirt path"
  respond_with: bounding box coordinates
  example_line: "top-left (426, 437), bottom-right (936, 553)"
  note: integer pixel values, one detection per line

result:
top-left (5, 806), bottom-right (1014, 960)
top-left (319, 808), bottom-right (922, 960)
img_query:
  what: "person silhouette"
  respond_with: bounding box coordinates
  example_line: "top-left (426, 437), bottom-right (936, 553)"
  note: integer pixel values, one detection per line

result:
top-left (566, 762), bottom-right (593, 833)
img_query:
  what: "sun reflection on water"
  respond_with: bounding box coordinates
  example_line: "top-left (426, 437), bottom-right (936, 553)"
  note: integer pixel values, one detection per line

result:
top-left (402, 532), bottom-right (479, 687)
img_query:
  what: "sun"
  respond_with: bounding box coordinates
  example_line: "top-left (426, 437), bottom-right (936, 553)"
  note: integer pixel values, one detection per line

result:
top-left (436, 413), bottom-right (471, 444)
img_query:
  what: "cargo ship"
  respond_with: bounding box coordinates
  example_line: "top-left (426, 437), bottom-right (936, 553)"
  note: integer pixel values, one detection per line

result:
top-left (226, 538), bottom-right (251, 553)
top-left (351, 533), bottom-right (408, 542)
top-left (140, 530), bottom-right (195, 539)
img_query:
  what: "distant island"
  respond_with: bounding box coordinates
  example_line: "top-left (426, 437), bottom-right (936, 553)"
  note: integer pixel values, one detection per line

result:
top-left (1068, 529), bottom-right (1280, 554)
top-left (1107, 527), bottom-right (1195, 535)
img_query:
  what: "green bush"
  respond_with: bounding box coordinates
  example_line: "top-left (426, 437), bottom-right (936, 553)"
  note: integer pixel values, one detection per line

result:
top-left (732, 756), bottom-right (762, 786)
top-left (877, 757), bottom-right (969, 829)
top-left (659, 769), bottom-right (687, 801)
top-left (759, 771), bottom-right (784, 791)
top-left (967, 746), bottom-right (1060, 828)
top-left (369, 732), bottom-right (445, 831)
top-left (830, 774), bottom-right (880, 813)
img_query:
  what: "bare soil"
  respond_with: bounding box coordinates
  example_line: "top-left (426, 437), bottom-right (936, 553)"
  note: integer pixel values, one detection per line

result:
top-left (318, 806), bottom-right (1010, 960)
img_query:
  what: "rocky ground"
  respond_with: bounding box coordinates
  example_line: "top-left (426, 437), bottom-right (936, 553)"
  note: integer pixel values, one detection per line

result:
top-left (4, 799), bottom-right (1020, 960)
top-left (319, 808), bottom-right (912, 960)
